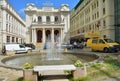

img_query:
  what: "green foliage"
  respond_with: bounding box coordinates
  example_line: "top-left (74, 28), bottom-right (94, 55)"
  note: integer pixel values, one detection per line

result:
top-left (74, 60), bottom-right (83, 67)
top-left (66, 74), bottom-right (89, 81)
top-left (23, 62), bottom-right (33, 69)
top-left (13, 77), bottom-right (32, 81)
top-left (105, 58), bottom-right (120, 69)
top-left (73, 76), bottom-right (89, 81)
top-left (91, 63), bottom-right (105, 68)
top-left (64, 70), bottom-right (71, 74)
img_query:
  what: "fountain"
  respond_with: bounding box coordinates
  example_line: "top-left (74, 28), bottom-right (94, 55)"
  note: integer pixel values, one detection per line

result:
top-left (0, 35), bottom-right (99, 69)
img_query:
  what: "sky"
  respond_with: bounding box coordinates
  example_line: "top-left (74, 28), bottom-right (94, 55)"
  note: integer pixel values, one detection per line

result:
top-left (8, 0), bottom-right (80, 19)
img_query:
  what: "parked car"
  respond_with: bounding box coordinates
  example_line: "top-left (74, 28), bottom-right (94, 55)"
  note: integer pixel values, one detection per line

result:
top-left (61, 42), bottom-right (73, 49)
top-left (2, 44), bottom-right (32, 54)
top-left (73, 43), bottom-right (84, 49)
top-left (87, 38), bottom-right (120, 52)
top-left (23, 43), bottom-right (35, 49)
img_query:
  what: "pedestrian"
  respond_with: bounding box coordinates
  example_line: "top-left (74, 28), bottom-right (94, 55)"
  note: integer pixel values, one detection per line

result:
top-left (73, 41), bottom-right (77, 48)
top-left (2, 46), bottom-right (6, 55)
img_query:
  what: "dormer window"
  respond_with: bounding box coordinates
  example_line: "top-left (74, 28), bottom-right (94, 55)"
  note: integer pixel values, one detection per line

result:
top-left (46, 16), bottom-right (50, 22)
top-left (38, 16), bottom-right (42, 22)
top-left (55, 16), bottom-right (58, 22)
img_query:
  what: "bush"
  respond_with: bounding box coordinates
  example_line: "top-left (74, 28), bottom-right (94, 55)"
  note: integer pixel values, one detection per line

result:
top-left (74, 60), bottom-right (83, 67)
top-left (23, 62), bottom-right (33, 69)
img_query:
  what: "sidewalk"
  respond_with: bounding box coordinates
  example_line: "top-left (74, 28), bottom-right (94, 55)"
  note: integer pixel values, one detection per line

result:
top-left (41, 71), bottom-right (69, 81)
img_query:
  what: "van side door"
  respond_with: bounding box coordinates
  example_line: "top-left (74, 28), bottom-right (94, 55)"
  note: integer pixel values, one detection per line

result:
top-left (97, 39), bottom-right (105, 51)
top-left (91, 39), bottom-right (98, 50)
top-left (19, 44), bottom-right (26, 50)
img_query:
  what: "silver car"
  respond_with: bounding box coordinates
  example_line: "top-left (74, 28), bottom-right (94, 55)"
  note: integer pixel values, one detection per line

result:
top-left (61, 42), bottom-right (73, 49)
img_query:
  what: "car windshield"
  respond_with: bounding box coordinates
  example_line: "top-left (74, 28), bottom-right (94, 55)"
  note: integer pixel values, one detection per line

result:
top-left (19, 44), bottom-right (25, 48)
top-left (104, 39), bottom-right (114, 43)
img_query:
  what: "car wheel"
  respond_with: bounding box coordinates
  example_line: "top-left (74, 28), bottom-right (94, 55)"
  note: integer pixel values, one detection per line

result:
top-left (104, 48), bottom-right (109, 53)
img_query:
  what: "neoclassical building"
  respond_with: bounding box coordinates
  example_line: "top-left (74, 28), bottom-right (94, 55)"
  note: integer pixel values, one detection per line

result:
top-left (0, 0), bottom-right (26, 50)
top-left (70, 0), bottom-right (115, 42)
top-left (25, 3), bottom-right (70, 48)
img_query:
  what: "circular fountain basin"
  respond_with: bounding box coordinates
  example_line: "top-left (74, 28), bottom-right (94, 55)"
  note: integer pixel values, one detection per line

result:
top-left (1, 52), bottom-right (99, 69)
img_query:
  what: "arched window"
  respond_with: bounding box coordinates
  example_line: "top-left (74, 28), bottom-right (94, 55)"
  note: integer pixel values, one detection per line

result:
top-left (55, 16), bottom-right (58, 22)
top-left (46, 16), bottom-right (50, 22)
top-left (38, 16), bottom-right (42, 22)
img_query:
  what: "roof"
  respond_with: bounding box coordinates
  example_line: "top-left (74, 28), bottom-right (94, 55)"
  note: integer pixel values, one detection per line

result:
top-left (74, 0), bottom-right (84, 10)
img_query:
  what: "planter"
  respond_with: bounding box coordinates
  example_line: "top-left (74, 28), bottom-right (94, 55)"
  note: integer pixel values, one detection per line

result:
top-left (23, 69), bottom-right (38, 81)
top-left (72, 66), bottom-right (87, 79)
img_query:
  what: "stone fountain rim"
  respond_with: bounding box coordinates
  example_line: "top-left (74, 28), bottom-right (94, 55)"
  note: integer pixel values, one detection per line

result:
top-left (0, 52), bottom-right (100, 70)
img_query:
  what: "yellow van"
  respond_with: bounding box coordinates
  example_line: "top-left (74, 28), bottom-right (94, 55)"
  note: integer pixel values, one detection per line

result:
top-left (86, 38), bottom-right (120, 52)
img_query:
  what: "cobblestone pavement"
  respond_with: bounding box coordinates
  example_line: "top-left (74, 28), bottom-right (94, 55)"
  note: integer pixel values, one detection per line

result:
top-left (0, 66), bottom-right (22, 81)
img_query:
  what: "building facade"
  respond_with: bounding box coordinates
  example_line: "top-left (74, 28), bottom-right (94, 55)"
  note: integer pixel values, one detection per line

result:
top-left (0, 0), bottom-right (26, 50)
top-left (25, 4), bottom-right (70, 48)
top-left (114, 0), bottom-right (120, 43)
top-left (70, 0), bottom-right (115, 42)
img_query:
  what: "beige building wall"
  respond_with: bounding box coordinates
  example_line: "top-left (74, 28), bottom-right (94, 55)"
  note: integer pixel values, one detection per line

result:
top-left (0, 0), bottom-right (26, 50)
top-left (0, 5), bottom-right (2, 49)
top-left (25, 4), bottom-right (70, 49)
top-left (70, 0), bottom-right (115, 41)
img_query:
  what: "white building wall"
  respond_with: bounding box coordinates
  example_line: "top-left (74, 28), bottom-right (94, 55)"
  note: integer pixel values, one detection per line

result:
top-left (25, 4), bottom-right (70, 48)
top-left (0, 0), bottom-right (26, 49)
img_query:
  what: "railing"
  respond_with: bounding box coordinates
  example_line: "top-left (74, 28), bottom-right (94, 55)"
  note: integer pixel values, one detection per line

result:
top-left (32, 21), bottom-right (64, 25)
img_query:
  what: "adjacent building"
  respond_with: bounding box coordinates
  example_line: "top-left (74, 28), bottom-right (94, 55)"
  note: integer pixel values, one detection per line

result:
top-left (114, 0), bottom-right (120, 43)
top-left (24, 3), bottom-right (70, 48)
top-left (0, 0), bottom-right (26, 50)
top-left (70, 0), bottom-right (115, 42)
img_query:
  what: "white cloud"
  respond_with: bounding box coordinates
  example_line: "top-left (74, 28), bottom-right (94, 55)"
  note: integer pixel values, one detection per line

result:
top-left (18, 8), bottom-right (25, 14)
top-left (18, 8), bottom-right (26, 19)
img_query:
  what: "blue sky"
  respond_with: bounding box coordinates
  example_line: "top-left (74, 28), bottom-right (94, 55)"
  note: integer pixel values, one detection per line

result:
top-left (8, 0), bottom-right (80, 19)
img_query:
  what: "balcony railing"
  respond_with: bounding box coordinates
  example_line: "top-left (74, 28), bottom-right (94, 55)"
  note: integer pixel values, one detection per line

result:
top-left (32, 21), bottom-right (64, 25)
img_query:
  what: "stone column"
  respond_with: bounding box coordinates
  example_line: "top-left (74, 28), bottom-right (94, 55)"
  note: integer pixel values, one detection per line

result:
top-left (61, 28), bottom-right (63, 43)
top-left (42, 28), bottom-right (45, 43)
top-left (32, 29), bottom-right (36, 45)
top-left (34, 29), bottom-right (36, 45)
top-left (32, 29), bottom-right (34, 44)
top-left (51, 28), bottom-right (54, 45)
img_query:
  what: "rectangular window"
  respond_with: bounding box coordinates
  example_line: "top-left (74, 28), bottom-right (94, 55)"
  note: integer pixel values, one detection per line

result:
top-left (103, 0), bottom-right (105, 3)
top-left (12, 37), bottom-right (14, 42)
top-left (16, 38), bottom-right (18, 43)
top-left (7, 36), bottom-right (10, 43)
top-left (92, 39), bottom-right (98, 44)
top-left (99, 39), bottom-right (105, 44)
top-left (103, 8), bottom-right (106, 15)
top-left (6, 24), bottom-right (8, 31)
top-left (97, 12), bottom-right (99, 18)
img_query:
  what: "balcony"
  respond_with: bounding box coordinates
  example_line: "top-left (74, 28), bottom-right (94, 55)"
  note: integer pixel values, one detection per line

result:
top-left (32, 21), bottom-right (64, 25)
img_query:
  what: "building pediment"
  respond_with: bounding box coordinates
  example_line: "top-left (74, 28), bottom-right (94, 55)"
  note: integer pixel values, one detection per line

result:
top-left (26, 3), bottom-right (37, 11)
top-left (60, 4), bottom-right (69, 11)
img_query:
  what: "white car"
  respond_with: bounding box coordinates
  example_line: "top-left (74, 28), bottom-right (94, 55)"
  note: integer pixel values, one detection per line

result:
top-left (2, 44), bottom-right (32, 54)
